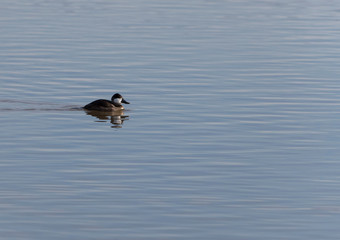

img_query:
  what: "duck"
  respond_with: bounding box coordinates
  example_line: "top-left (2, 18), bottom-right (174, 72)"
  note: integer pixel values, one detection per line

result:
top-left (83, 93), bottom-right (130, 111)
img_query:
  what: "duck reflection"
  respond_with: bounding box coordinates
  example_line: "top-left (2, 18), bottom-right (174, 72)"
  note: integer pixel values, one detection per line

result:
top-left (84, 110), bottom-right (129, 128)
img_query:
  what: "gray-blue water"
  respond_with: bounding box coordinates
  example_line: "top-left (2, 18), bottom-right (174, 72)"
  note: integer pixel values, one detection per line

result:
top-left (1, 0), bottom-right (340, 239)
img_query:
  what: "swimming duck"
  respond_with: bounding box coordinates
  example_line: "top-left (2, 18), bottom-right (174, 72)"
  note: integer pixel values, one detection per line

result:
top-left (84, 93), bottom-right (130, 111)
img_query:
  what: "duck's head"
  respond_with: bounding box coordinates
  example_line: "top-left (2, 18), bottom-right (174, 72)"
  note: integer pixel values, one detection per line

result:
top-left (111, 93), bottom-right (130, 106)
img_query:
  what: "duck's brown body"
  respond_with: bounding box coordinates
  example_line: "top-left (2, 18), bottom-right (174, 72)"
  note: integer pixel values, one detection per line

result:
top-left (84, 99), bottom-right (125, 111)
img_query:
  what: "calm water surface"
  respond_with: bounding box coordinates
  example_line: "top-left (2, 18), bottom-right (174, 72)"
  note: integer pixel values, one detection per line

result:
top-left (2, 0), bottom-right (340, 239)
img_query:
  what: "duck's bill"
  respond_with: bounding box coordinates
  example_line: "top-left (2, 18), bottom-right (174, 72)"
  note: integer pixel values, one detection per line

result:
top-left (122, 98), bottom-right (130, 104)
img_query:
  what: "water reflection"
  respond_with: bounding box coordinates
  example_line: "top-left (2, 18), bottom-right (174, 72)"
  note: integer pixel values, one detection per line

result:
top-left (84, 109), bottom-right (129, 128)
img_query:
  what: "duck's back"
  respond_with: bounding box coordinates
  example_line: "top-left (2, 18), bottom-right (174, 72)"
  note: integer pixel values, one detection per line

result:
top-left (84, 99), bottom-right (115, 111)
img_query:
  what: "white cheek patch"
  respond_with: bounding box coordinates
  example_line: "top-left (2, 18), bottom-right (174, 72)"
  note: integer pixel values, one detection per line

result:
top-left (114, 98), bottom-right (122, 104)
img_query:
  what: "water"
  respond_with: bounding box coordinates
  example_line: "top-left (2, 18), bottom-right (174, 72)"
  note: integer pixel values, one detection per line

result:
top-left (1, 0), bottom-right (340, 239)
